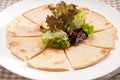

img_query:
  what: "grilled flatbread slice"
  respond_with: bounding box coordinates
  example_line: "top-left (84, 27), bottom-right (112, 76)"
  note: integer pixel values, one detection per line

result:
top-left (27, 48), bottom-right (69, 71)
top-left (6, 15), bottom-right (43, 37)
top-left (83, 27), bottom-right (117, 49)
top-left (85, 11), bottom-right (113, 31)
top-left (23, 4), bottom-right (53, 27)
top-left (65, 44), bottom-right (110, 69)
top-left (7, 37), bottom-right (43, 61)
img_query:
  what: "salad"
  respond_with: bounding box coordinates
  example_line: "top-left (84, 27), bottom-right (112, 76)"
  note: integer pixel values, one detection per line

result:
top-left (40, 1), bottom-right (94, 49)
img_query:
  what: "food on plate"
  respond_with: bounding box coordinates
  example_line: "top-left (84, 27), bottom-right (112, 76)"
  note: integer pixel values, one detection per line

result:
top-left (6, 15), bottom-right (43, 36)
top-left (27, 48), bottom-right (69, 71)
top-left (39, 2), bottom-right (94, 49)
top-left (23, 4), bottom-right (53, 26)
top-left (6, 37), bottom-right (43, 61)
top-left (83, 27), bottom-right (117, 49)
top-left (65, 44), bottom-right (110, 69)
top-left (84, 11), bottom-right (113, 31)
top-left (6, 1), bottom-right (117, 71)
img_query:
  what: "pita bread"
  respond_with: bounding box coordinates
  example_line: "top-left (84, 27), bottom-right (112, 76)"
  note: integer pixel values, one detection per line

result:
top-left (83, 27), bottom-right (117, 49)
top-left (65, 44), bottom-right (110, 69)
top-left (7, 36), bottom-right (43, 61)
top-left (84, 11), bottom-right (113, 31)
top-left (6, 15), bottom-right (43, 37)
top-left (23, 4), bottom-right (53, 27)
top-left (27, 48), bottom-right (69, 71)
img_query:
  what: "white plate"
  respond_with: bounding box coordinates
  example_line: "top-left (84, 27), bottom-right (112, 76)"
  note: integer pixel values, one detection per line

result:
top-left (0, 0), bottom-right (120, 80)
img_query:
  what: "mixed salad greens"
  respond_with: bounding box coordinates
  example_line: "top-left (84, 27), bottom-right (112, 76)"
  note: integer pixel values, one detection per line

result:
top-left (40, 1), bottom-right (94, 49)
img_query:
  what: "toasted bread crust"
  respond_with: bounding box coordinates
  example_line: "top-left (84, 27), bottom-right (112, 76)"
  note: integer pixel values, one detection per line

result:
top-left (6, 36), bottom-right (43, 61)
top-left (27, 48), bottom-right (69, 71)
top-left (65, 44), bottom-right (111, 70)
top-left (73, 49), bottom-right (110, 69)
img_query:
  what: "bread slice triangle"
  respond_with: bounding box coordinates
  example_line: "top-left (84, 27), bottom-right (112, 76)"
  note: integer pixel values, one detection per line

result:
top-left (6, 15), bottom-right (43, 37)
top-left (27, 48), bottom-right (69, 71)
top-left (85, 11), bottom-right (113, 31)
top-left (65, 44), bottom-right (110, 69)
top-left (23, 4), bottom-right (53, 27)
top-left (83, 27), bottom-right (117, 49)
top-left (6, 36), bottom-right (43, 61)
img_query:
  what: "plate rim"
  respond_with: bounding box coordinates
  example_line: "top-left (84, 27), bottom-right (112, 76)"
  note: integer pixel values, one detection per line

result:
top-left (0, 0), bottom-right (120, 80)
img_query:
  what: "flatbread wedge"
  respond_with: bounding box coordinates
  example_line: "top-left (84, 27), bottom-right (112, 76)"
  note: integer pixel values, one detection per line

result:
top-left (85, 11), bottom-right (113, 31)
top-left (83, 27), bottom-right (117, 49)
top-left (27, 48), bottom-right (69, 71)
top-left (65, 44), bottom-right (110, 69)
top-left (6, 37), bottom-right (43, 61)
top-left (23, 4), bottom-right (53, 27)
top-left (6, 15), bottom-right (43, 37)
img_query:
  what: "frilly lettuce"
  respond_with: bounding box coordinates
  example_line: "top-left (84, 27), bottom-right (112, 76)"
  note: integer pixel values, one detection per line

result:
top-left (40, 30), bottom-right (70, 49)
top-left (40, 1), bottom-right (94, 49)
top-left (73, 9), bottom-right (94, 37)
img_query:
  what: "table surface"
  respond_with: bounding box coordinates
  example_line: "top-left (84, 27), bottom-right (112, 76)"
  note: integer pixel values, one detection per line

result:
top-left (0, 0), bottom-right (120, 80)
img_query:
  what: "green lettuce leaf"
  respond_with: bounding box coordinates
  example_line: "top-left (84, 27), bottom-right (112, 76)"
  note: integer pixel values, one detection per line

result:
top-left (73, 9), bottom-right (94, 37)
top-left (81, 23), bottom-right (94, 37)
top-left (40, 30), bottom-right (70, 49)
top-left (73, 9), bottom-right (84, 28)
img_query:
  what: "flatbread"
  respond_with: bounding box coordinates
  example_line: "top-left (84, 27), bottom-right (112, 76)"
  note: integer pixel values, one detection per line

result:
top-left (83, 27), bottom-right (117, 49)
top-left (27, 48), bottom-right (69, 71)
top-left (23, 4), bottom-right (53, 27)
top-left (84, 11), bottom-right (113, 31)
top-left (65, 44), bottom-right (110, 69)
top-left (6, 15), bottom-right (43, 37)
top-left (7, 36), bottom-right (43, 61)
